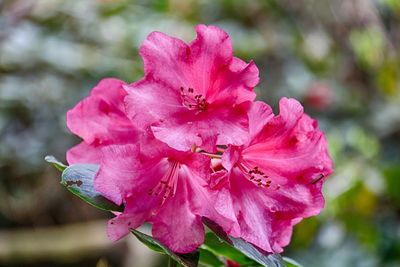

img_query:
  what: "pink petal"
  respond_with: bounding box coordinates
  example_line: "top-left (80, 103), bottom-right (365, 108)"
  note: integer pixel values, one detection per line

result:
top-left (126, 25), bottom-right (258, 151)
top-left (140, 31), bottom-right (191, 91)
top-left (188, 24), bottom-right (232, 95)
top-left (228, 169), bottom-right (323, 253)
top-left (66, 141), bottom-right (102, 164)
top-left (152, 174), bottom-right (205, 253)
top-left (66, 78), bottom-right (137, 148)
top-left (150, 104), bottom-right (249, 151)
top-left (247, 101), bottom-right (274, 141)
top-left (107, 194), bottom-right (160, 241)
top-left (243, 97), bottom-right (333, 181)
top-left (124, 80), bottom-right (187, 130)
top-left (94, 144), bottom-right (163, 205)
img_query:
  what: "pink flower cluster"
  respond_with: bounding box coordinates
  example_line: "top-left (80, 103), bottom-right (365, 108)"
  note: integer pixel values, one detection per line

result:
top-left (66, 25), bottom-right (333, 254)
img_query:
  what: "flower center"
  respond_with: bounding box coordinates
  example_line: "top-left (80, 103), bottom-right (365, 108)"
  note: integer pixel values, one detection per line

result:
top-left (180, 86), bottom-right (208, 112)
top-left (237, 160), bottom-right (280, 190)
top-left (148, 160), bottom-right (180, 205)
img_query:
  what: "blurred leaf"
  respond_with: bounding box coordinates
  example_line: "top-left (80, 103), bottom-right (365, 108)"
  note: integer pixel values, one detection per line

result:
top-left (382, 165), bottom-right (400, 206)
top-left (334, 182), bottom-right (379, 247)
top-left (45, 155), bottom-right (68, 171)
top-left (203, 218), bottom-right (285, 267)
top-left (289, 217), bottom-right (319, 249)
top-left (384, 0), bottom-right (400, 11)
top-left (61, 164), bottom-right (123, 212)
top-left (282, 257), bottom-right (303, 267)
top-left (131, 229), bottom-right (200, 267)
top-left (377, 60), bottom-right (399, 96)
top-left (198, 248), bottom-right (224, 267)
top-left (349, 27), bottom-right (385, 69)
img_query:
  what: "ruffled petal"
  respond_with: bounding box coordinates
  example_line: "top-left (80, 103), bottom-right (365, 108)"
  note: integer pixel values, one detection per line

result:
top-left (228, 169), bottom-right (323, 253)
top-left (243, 97), bottom-right (333, 182)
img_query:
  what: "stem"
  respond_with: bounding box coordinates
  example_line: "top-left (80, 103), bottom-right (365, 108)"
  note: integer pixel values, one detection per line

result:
top-left (200, 151), bottom-right (222, 159)
top-left (168, 257), bottom-right (178, 267)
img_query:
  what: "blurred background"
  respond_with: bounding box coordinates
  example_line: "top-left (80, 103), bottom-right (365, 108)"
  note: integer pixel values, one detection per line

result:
top-left (1, 0), bottom-right (400, 266)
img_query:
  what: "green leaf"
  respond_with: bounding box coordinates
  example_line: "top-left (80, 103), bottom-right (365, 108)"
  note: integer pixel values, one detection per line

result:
top-left (203, 218), bottom-right (286, 267)
top-left (202, 232), bottom-right (252, 265)
top-left (45, 155), bottom-right (68, 171)
top-left (61, 164), bottom-right (123, 212)
top-left (283, 257), bottom-right (303, 267)
top-left (198, 248), bottom-right (224, 267)
top-left (131, 229), bottom-right (199, 267)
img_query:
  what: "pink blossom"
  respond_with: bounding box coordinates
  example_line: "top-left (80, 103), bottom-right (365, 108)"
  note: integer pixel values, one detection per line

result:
top-left (212, 97), bottom-right (333, 253)
top-left (64, 24), bottom-right (333, 254)
top-left (94, 139), bottom-right (233, 253)
top-left (124, 24), bottom-right (259, 152)
top-left (66, 78), bottom-right (138, 164)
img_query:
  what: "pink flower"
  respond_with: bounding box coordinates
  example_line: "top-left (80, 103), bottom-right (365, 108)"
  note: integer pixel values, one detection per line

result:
top-left (64, 24), bottom-right (333, 255)
top-left (212, 97), bottom-right (333, 253)
top-left (124, 24), bottom-right (259, 152)
top-left (94, 138), bottom-right (233, 253)
top-left (66, 78), bottom-right (139, 164)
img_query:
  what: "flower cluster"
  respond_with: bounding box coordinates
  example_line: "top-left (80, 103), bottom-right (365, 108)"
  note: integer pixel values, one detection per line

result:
top-left (66, 25), bottom-right (333, 254)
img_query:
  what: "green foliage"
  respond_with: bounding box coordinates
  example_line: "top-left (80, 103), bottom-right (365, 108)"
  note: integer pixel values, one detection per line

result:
top-left (131, 229), bottom-right (200, 267)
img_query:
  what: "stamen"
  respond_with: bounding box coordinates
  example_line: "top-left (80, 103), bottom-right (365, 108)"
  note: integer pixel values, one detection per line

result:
top-left (237, 160), bottom-right (276, 189)
top-left (180, 86), bottom-right (208, 112)
top-left (311, 174), bottom-right (324, 184)
top-left (148, 161), bottom-right (180, 205)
